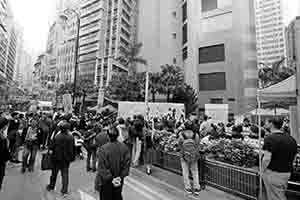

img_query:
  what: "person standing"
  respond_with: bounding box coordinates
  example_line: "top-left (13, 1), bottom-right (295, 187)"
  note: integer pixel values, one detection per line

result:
top-left (46, 122), bottom-right (75, 197)
top-left (261, 117), bottom-right (298, 200)
top-left (179, 120), bottom-right (201, 196)
top-left (7, 112), bottom-right (20, 163)
top-left (21, 120), bottom-right (39, 173)
top-left (199, 115), bottom-right (212, 138)
top-left (83, 124), bottom-right (97, 172)
top-left (95, 126), bottom-right (131, 200)
top-left (0, 118), bottom-right (10, 191)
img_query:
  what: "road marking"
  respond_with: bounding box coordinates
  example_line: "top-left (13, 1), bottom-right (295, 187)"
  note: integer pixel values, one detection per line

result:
top-left (78, 190), bottom-right (97, 200)
top-left (126, 177), bottom-right (174, 200)
top-left (125, 181), bottom-right (157, 200)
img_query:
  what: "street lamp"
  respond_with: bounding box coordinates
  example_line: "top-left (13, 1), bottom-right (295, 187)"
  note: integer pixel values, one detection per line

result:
top-left (59, 9), bottom-right (80, 106)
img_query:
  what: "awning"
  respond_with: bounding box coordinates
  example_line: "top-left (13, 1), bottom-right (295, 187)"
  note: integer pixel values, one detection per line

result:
top-left (259, 75), bottom-right (296, 99)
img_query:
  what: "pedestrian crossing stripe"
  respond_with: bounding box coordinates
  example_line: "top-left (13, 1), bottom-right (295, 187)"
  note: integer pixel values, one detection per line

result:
top-left (79, 190), bottom-right (97, 200)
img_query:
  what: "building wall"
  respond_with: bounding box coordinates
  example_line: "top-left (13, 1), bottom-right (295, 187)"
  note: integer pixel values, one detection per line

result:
top-left (137, 0), bottom-right (182, 73)
top-left (5, 25), bottom-right (18, 82)
top-left (185, 0), bottom-right (257, 115)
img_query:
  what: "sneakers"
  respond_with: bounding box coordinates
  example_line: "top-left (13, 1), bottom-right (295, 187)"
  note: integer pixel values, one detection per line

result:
top-left (184, 188), bottom-right (193, 195)
top-left (194, 189), bottom-right (201, 196)
top-left (46, 185), bottom-right (54, 192)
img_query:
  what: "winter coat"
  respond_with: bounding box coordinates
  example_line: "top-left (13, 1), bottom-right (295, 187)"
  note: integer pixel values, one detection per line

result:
top-left (0, 137), bottom-right (10, 165)
top-left (95, 131), bottom-right (110, 150)
top-left (50, 132), bottom-right (75, 167)
top-left (95, 141), bottom-right (130, 190)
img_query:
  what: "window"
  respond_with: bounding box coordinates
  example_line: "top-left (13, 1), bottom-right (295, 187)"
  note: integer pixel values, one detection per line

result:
top-left (199, 72), bottom-right (226, 91)
top-left (172, 11), bottom-right (176, 18)
top-left (199, 44), bottom-right (225, 64)
top-left (182, 47), bottom-right (188, 60)
top-left (228, 98), bottom-right (236, 102)
top-left (182, 23), bottom-right (188, 45)
top-left (173, 58), bottom-right (177, 64)
top-left (210, 98), bottom-right (223, 104)
top-left (182, 2), bottom-right (187, 22)
top-left (202, 0), bottom-right (217, 12)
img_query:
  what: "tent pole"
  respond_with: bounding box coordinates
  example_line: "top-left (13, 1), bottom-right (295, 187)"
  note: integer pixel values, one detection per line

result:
top-left (257, 90), bottom-right (263, 200)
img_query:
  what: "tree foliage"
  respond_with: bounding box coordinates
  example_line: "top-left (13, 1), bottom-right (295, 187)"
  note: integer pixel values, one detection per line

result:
top-left (172, 84), bottom-right (198, 115)
top-left (258, 58), bottom-right (295, 88)
top-left (117, 42), bottom-right (147, 74)
top-left (159, 64), bottom-right (184, 102)
top-left (105, 72), bottom-right (144, 101)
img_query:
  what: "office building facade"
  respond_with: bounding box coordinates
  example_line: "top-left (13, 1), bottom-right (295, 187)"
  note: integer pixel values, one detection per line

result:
top-left (79, 0), bottom-right (138, 86)
top-left (0, 0), bottom-right (8, 83)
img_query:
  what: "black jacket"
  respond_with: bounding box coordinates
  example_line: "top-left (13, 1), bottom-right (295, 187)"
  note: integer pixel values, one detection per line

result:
top-left (95, 142), bottom-right (130, 190)
top-left (0, 137), bottom-right (10, 165)
top-left (50, 132), bottom-right (75, 167)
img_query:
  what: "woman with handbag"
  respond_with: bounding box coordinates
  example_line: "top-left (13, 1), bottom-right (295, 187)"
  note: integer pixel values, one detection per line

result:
top-left (21, 119), bottom-right (39, 173)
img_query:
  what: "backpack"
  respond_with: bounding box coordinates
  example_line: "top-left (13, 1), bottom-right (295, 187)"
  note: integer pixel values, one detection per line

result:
top-left (181, 131), bottom-right (199, 163)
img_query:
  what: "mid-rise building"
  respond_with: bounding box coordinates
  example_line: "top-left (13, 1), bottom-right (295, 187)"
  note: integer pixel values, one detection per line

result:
top-left (183, 0), bottom-right (257, 115)
top-left (5, 24), bottom-right (18, 83)
top-left (79, 0), bottom-right (139, 85)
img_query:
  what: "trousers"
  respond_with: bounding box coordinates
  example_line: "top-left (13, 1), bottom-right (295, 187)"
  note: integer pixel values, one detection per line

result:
top-left (49, 164), bottom-right (70, 194)
top-left (100, 182), bottom-right (123, 200)
top-left (22, 144), bottom-right (38, 170)
top-left (181, 158), bottom-right (200, 190)
top-left (0, 164), bottom-right (6, 190)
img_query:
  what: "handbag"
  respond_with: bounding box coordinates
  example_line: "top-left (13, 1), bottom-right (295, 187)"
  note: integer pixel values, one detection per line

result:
top-left (41, 151), bottom-right (53, 171)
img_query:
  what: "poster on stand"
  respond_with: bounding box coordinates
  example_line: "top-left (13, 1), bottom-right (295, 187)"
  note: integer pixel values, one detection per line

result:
top-left (118, 102), bottom-right (185, 120)
top-left (205, 104), bottom-right (228, 124)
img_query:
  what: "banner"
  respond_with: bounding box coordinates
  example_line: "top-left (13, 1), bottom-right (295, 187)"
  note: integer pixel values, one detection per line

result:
top-left (118, 102), bottom-right (185, 120)
top-left (205, 104), bottom-right (228, 124)
top-left (62, 94), bottom-right (73, 114)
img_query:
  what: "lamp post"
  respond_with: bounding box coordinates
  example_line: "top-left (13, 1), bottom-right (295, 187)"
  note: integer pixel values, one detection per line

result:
top-left (60, 9), bottom-right (80, 106)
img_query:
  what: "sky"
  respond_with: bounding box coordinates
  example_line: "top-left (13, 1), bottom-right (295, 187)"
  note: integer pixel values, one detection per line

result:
top-left (10, 0), bottom-right (58, 56)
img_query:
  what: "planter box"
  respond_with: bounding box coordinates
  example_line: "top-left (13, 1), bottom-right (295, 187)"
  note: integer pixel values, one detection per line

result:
top-left (152, 150), bottom-right (258, 200)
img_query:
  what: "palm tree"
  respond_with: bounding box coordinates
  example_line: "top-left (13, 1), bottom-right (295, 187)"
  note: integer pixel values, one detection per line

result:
top-left (160, 64), bottom-right (184, 102)
top-left (149, 72), bottom-right (161, 102)
top-left (117, 42), bottom-right (147, 75)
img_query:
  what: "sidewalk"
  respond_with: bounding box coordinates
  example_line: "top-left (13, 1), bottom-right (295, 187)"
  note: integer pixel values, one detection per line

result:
top-left (132, 166), bottom-right (243, 200)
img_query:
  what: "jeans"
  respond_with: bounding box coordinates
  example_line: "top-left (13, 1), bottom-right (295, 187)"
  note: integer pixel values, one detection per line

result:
top-left (144, 147), bottom-right (154, 166)
top-left (0, 164), bottom-right (6, 190)
top-left (86, 149), bottom-right (97, 170)
top-left (22, 144), bottom-right (38, 171)
top-left (49, 164), bottom-right (70, 194)
top-left (132, 138), bottom-right (142, 166)
top-left (9, 138), bottom-right (18, 160)
top-left (100, 182), bottom-right (123, 200)
top-left (181, 158), bottom-right (200, 190)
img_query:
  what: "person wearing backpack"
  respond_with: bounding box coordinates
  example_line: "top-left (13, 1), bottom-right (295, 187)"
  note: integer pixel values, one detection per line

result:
top-left (179, 120), bottom-right (201, 196)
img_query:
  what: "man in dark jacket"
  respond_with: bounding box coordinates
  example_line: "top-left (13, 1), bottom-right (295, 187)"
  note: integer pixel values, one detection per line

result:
top-left (0, 117), bottom-right (10, 191)
top-left (7, 112), bottom-right (20, 163)
top-left (46, 121), bottom-right (75, 196)
top-left (95, 126), bottom-right (131, 200)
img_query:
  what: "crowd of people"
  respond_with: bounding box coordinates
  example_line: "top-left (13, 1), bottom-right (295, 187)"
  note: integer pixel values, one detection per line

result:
top-left (0, 109), bottom-right (298, 200)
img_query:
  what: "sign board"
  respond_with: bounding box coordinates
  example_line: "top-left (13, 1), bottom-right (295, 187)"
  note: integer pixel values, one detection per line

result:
top-left (62, 94), bottom-right (73, 114)
top-left (118, 102), bottom-right (185, 120)
top-left (205, 104), bottom-right (228, 124)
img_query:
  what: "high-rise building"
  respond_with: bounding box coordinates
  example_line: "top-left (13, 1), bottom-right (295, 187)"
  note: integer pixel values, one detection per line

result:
top-left (286, 16), bottom-right (300, 67)
top-left (255, 0), bottom-right (286, 66)
top-left (57, 1), bottom-right (80, 84)
top-left (5, 24), bottom-right (19, 83)
top-left (0, 0), bottom-right (9, 83)
top-left (79, 0), bottom-right (139, 85)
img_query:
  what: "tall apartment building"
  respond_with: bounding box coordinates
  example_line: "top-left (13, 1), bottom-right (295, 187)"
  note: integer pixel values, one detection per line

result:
top-left (0, 0), bottom-right (8, 83)
top-left (255, 0), bottom-right (286, 65)
top-left (79, 0), bottom-right (138, 85)
top-left (5, 23), bottom-right (18, 83)
top-left (57, 1), bottom-right (80, 84)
